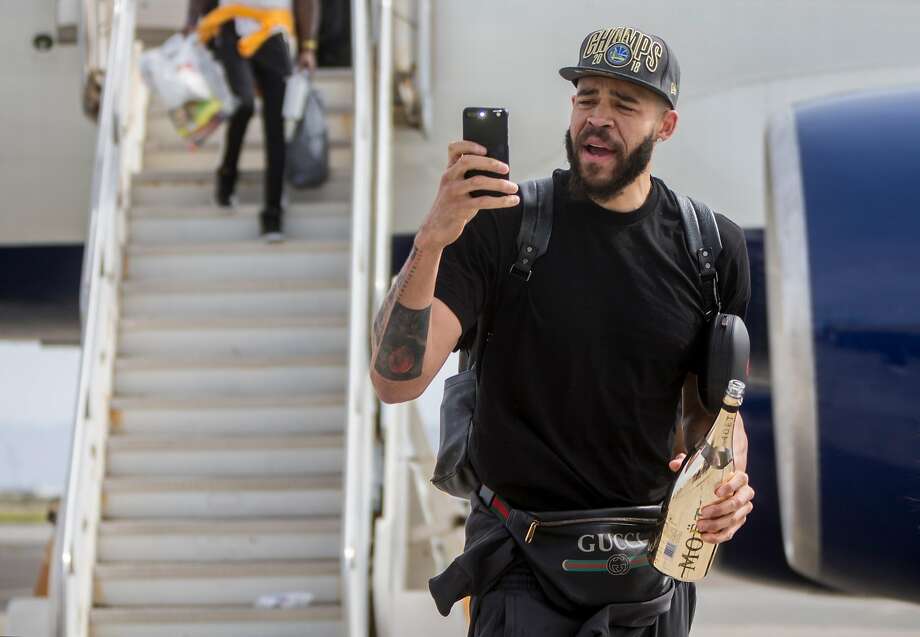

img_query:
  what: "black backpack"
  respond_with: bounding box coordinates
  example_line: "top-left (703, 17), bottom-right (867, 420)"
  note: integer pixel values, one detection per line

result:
top-left (431, 176), bottom-right (749, 499)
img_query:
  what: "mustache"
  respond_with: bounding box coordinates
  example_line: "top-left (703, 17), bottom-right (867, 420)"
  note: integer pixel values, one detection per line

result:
top-left (564, 127), bottom-right (656, 202)
top-left (575, 126), bottom-right (623, 153)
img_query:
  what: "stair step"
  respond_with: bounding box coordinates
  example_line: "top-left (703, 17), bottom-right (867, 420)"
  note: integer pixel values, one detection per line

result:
top-left (144, 106), bottom-right (353, 146)
top-left (144, 126), bottom-right (350, 153)
top-left (130, 201), bottom-right (349, 219)
top-left (132, 172), bottom-right (352, 206)
top-left (91, 604), bottom-right (342, 637)
top-left (121, 278), bottom-right (349, 319)
top-left (143, 142), bottom-right (353, 173)
top-left (109, 394), bottom-right (346, 436)
top-left (120, 315), bottom-right (345, 327)
top-left (118, 317), bottom-right (348, 358)
top-left (114, 355), bottom-right (347, 398)
top-left (102, 475), bottom-right (342, 518)
top-left (127, 239), bottom-right (348, 255)
top-left (123, 240), bottom-right (350, 283)
top-left (129, 208), bottom-right (350, 244)
top-left (144, 111), bottom-right (354, 153)
top-left (136, 167), bottom-right (350, 187)
top-left (94, 559), bottom-right (340, 606)
top-left (98, 517), bottom-right (340, 562)
top-left (106, 433), bottom-right (345, 477)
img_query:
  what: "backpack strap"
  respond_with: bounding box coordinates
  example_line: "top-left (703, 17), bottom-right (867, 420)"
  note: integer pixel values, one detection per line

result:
top-left (676, 193), bottom-right (723, 319)
top-left (460, 176), bottom-right (555, 371)
top-left (509, 177), bottom-right (555, 281)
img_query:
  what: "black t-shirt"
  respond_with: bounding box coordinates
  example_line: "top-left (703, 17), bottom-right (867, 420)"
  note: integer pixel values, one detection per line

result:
top-left (434, 169), bottom-right (751, 511)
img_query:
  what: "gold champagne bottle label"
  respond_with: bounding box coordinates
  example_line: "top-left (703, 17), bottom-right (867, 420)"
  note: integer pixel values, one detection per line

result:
top-left (650, 380), bottom-right (745, 581)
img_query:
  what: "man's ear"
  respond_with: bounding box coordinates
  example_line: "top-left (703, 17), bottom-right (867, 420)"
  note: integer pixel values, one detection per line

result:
top-left (656, 109), bottom-right (679, 142)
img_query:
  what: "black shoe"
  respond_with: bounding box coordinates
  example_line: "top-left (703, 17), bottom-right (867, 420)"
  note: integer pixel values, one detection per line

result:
top-left (214, 167), bottom-right (238, 209)
top-left (260, 208), bottom-right (285, 243)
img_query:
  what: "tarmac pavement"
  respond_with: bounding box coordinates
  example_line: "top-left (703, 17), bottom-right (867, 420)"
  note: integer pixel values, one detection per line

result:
top-left (694, 568), bottom-right (920, 636)
top-left (0, 524), bottom-right (51, 634)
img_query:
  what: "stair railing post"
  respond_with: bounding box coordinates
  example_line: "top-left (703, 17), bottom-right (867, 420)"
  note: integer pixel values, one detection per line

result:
top-left (342, 0), bottom-right (380, 635)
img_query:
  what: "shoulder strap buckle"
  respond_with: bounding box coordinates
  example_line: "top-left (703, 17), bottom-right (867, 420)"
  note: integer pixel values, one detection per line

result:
top-left (509, 261), bottom-right (534, 281)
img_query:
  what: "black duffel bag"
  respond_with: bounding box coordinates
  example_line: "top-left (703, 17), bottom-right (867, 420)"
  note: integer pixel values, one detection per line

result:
top-left (430, 365), bottom-right (480, 498)
top-left (429, 178), bottom-right (554, 499)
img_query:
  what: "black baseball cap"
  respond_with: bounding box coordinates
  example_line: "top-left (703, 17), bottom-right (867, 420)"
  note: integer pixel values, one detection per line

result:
top-left (559, 26), bottom-right (681, 108)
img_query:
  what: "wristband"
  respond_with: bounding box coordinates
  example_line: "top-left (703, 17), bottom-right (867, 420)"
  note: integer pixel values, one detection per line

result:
top-left (301, 39), bottom-right (318, 52)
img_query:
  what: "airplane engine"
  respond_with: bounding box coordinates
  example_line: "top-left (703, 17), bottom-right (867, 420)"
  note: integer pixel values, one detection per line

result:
top-left (763, 86), bottom-right (920, 601)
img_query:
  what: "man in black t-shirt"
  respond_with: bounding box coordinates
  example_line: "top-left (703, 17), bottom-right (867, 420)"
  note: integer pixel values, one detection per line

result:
top-left (434, 168), bottom-right (750, 512)
top-left (370, 25), bottom-right (754, 636)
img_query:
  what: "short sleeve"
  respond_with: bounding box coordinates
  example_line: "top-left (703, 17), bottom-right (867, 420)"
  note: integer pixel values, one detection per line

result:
top-left (714, 214), bottom-right (751, 320)
top-left (433, 211), bottom-right (503, 351)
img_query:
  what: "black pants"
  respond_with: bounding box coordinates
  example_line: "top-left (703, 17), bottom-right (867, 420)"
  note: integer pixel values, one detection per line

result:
top-left (470, 561), bottom-right (696, 637)
top-left (215, 24), bottom-right (292, 212)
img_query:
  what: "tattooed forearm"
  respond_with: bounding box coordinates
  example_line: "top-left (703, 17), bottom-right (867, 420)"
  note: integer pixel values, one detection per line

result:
top-left (374, 302), bottom-right (431, 380)
top-left (372, 246), bottom-right (422, 350)
top-left (371, 245), bottom-right (432, 380)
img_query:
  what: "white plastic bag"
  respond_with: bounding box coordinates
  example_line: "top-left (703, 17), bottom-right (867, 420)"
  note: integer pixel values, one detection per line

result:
top-left (140, 34), bottom-right (207, 109)
top-left (187, 38), bottom-right (237, 116)
top-left (139, 34), bottom-right (237, 145)
top-left (283, 70), bottom-right (311, 121)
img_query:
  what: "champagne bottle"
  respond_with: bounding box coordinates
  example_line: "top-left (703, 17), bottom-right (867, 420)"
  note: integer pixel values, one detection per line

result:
top-left (650, 379), bottom-right (745, 581)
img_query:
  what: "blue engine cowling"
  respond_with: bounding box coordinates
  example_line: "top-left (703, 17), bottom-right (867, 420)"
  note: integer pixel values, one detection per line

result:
top-left (760, 87), bottom-right (920, 601)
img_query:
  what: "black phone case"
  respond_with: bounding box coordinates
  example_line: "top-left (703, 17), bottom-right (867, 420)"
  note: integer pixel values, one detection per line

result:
top-left (463, 107), bottom-right (509, 197)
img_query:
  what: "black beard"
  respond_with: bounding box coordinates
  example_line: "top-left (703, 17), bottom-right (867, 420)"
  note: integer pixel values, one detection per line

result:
top-left (565, 127), bottom-right (655, 202)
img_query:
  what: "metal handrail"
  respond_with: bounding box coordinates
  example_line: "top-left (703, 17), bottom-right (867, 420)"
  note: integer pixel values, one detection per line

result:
top-left (368, 0), bottom-right (470, 633)
top-left (389, 0), bottom-right (431, 133)
top-left (342, 0), bottom-right (378, 634)
top-left (373, 0), bottom-right (394, 313)
top-left (416, 0), bottom-right (433, 135)
top-left (78, 0), bottom-right (101, 81)
top-left (52, 0), bottom-right (140, 635)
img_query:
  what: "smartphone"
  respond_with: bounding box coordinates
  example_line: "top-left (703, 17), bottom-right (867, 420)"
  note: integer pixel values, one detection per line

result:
top-left (462, 107), bottom-right (509, 197)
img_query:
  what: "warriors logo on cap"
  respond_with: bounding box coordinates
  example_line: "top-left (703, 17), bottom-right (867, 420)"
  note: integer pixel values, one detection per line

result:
top-left (605, 42), bottom-right (632, 68)
top-left (559, 26), bottom-right (681, 108)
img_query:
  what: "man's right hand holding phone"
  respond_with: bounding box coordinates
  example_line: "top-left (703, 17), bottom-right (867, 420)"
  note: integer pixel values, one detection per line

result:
top-left (369, 140), bottom-right (517, 403)
top-left (415, 141), bottom-right (519, 252)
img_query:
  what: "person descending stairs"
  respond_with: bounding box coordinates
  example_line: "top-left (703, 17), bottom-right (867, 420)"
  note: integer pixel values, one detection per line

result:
top-left (186, 0), bottom-right (322, 241)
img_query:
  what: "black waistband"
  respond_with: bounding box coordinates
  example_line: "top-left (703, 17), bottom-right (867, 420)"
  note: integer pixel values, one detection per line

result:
top-left (478, 484), bottom-right (663, 520)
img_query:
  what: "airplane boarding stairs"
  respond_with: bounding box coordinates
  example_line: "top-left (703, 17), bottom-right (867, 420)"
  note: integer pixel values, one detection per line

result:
top-left (88, 68), bottom-right (357, 637)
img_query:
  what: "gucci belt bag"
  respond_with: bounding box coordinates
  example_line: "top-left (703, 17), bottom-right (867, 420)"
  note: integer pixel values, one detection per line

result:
top-left (478, 485), bottom-right (675, 614)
